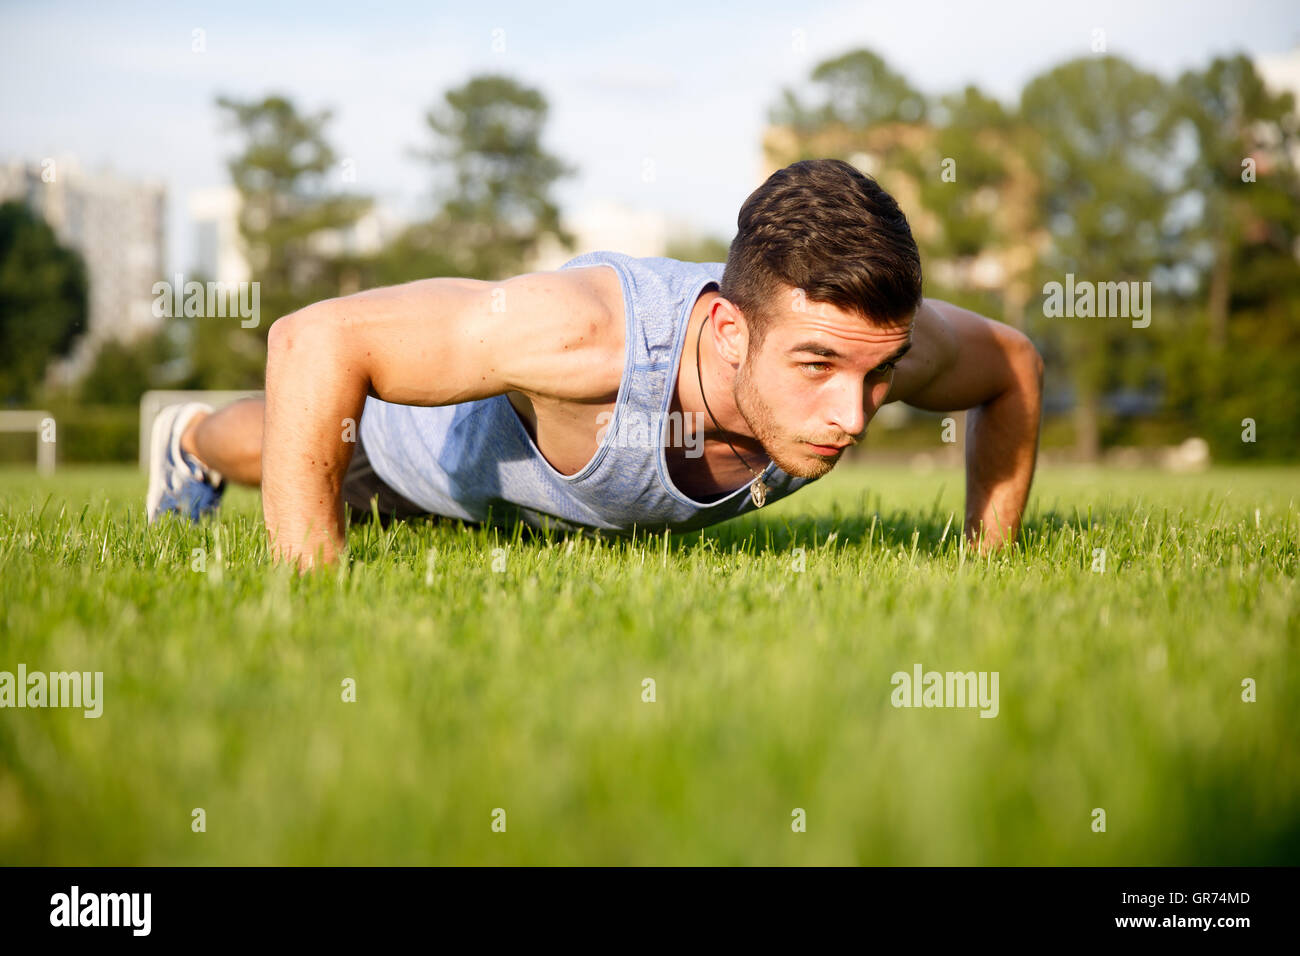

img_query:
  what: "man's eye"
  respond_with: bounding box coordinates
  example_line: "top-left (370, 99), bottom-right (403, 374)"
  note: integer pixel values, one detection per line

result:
top-left (872, 361), bottom-right (897, 374)
top-left (801, 362), bottom-right (830, 374)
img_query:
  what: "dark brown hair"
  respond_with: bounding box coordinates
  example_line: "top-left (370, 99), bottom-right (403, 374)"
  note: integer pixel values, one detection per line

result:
top-left (720, 158), bottom-right (923, 349)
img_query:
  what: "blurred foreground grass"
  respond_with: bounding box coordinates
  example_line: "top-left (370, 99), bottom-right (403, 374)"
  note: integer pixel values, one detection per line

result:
top-left (0, 463), bottom-right (1296, 864)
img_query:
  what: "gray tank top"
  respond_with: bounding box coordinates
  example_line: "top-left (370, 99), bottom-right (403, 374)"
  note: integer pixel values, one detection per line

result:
top-left (358, 250), bottom-right (818, 536)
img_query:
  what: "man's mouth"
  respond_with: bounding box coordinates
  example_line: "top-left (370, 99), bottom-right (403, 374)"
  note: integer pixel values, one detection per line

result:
top-left (806, 442), bottom-right (848, 455)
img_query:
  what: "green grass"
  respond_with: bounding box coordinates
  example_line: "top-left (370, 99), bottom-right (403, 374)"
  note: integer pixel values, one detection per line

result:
top-left (0, 463), bottom-right (1296, 865)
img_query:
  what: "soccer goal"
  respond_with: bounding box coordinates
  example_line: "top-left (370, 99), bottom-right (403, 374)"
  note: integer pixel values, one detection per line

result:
top-left (138, 390), bottom-right (263, 471)
top-left (0, 410), bottom-right (57, 475)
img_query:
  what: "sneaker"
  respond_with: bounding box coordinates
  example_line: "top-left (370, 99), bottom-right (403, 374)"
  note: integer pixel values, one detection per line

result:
top-left (146, 402), bottom-right (226, 523)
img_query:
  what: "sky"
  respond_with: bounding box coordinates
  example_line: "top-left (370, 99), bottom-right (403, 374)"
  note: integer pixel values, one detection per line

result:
top-left (2, 0), bottom-right (1298, 274)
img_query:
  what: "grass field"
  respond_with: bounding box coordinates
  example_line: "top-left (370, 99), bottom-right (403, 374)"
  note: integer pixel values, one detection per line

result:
top-left (0, 463), bottom-right (1296, 865)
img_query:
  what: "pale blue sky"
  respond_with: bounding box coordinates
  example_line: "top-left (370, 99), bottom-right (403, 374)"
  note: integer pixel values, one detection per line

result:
top-left (2, 0), bottom-right (1297, 273)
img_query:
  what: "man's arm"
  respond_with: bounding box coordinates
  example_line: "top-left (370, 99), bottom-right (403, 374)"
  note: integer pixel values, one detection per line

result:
top-left (262, 268), bottom-right (615, 571)
top-left (886, 298), bottom-right (1044, 553)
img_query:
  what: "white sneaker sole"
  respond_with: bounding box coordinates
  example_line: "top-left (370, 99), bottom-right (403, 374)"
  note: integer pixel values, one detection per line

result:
top-left (146, 403), bottom-right (209, 523)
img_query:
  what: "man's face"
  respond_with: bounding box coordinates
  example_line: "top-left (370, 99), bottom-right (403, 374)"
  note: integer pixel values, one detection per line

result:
top-left (732, 294), bottom-right (914, 480)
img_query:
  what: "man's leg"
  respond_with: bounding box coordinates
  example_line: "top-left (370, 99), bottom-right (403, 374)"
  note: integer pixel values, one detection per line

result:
top-left (166, 396), bottom-right (431, 526)
top-left (180, 397), bottom-right (264, 486)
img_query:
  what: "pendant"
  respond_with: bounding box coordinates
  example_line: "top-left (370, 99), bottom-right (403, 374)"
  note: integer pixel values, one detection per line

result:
top-left (750, 478), bottom-right (769, 508)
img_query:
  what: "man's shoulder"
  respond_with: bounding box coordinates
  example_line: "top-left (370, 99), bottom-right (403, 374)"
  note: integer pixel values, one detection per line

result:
top-left (520, 251), bottom-right (723, 402)
top-left (497, 262), bottom-right (626, 403)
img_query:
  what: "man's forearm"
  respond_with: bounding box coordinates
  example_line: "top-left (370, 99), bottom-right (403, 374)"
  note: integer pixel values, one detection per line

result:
top-left (262, 306), bottom-right (367, 571)
top-left (963, 346), bottom-right (1044, 552)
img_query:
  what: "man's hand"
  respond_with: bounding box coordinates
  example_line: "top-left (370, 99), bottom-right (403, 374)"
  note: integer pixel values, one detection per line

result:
top-left (887, 299), bottom-right (1044, 554)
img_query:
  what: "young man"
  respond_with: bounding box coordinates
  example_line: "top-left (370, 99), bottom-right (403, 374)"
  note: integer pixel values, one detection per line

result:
top-left (147, 159), bottom-right (1044, 570)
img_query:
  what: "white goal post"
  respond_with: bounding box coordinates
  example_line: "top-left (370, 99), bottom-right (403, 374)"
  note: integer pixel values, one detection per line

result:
top-left (0, 410), bottom-right (57, 475)
top-left (138, 390), bottom-right (263, 471)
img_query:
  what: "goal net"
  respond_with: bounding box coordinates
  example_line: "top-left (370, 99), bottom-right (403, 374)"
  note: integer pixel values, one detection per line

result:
top-left (0, 410), bottom-right (57, 475)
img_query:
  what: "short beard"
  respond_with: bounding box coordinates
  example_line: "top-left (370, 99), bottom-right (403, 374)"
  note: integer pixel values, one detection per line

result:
top-left (733, 352), bottom-right (838, 480)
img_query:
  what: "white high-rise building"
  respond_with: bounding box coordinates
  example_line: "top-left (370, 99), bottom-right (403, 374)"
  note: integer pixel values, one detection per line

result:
top-left (190, 184), bottom-right (394, 296)
top-left (189, 185), bottom-right (250, 285)
top-left (0, 155), bottom-right (166, 379)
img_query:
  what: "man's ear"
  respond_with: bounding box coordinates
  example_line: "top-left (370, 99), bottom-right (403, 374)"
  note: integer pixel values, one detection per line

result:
top-left (711, 298), bottom-right (751, 366)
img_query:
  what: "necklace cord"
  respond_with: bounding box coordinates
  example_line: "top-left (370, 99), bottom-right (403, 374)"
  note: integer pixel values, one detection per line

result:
top-left (694, 311), bottom-right (770, 481)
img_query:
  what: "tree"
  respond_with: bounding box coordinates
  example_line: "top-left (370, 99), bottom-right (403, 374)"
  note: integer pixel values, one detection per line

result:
top-left (215, 93), bottom-right (373, 326)
top-left (0, 201), bottom-right (86, 404)
top-left (1020, 56), bottom-right (1182, 459)
top-left (1177, 55), bottom-right (1300, 350)
top-left (76, 330), bottom-right (173, 406)
top-left (1169, 55), bottom-right (1300, 458)
top-left (770, 49), bottom-right (927, 132)
top-left (410, 74), bottom-right (576, 279)
top-left (904, 84), bottom-right (1045, 329)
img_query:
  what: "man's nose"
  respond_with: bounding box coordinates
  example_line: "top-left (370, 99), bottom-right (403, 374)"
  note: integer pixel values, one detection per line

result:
top-left (828, 380), bottom-right (867, 439)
